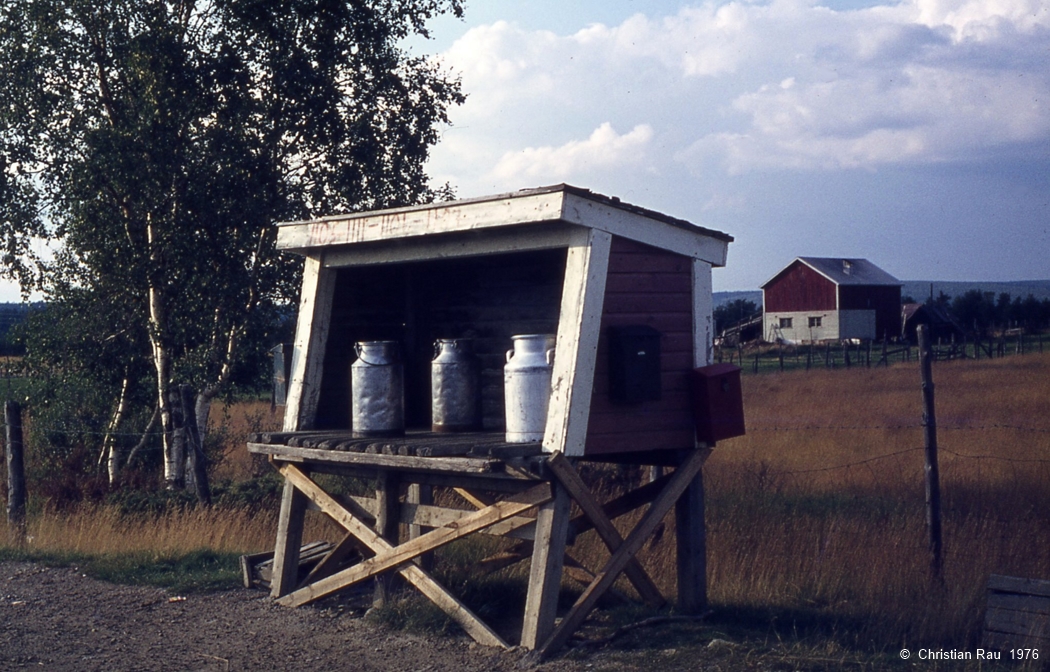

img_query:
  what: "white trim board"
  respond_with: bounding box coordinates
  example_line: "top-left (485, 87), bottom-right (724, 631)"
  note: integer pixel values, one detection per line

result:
top-left (277, 185), bottom-right (731, 267)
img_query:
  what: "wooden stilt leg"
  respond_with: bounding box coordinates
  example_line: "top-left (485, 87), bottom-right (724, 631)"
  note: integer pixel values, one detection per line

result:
top-left (533, 448), bottom-right (709, 660)
top-left (520, 479), bottom-right (571, 650)
top-left (271, 475), bottom-right (309, 598)
top-left (675, 464), bottom-right (707, 614)
top-left (276, 463), bottom-right (512, 648)
top-left (547, 453), bottom-right (665, 608)
top-left (407, 482), bottom-right (434, 571)
top-left (374, 469), bottom-right (400, 607)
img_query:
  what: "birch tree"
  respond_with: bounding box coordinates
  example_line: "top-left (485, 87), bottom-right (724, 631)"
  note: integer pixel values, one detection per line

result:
top-left (0, 0), bottom-right (464, 487)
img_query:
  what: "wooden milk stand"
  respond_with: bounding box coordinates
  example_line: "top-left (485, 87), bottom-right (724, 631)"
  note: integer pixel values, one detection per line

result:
top-left (250, 185), bottom-right (735, 658)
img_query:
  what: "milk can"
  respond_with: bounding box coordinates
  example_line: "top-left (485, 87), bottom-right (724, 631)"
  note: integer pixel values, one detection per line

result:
top-left (504, 334), bottom-right (556, 443)
top-left (431, 338), bottom-right (481, 433)
top-left (351, 341), bottom-right (404, 438)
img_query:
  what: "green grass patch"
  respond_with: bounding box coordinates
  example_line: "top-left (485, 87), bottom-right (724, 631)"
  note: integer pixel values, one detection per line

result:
top-left (0, 547), bottom-right (243, 593)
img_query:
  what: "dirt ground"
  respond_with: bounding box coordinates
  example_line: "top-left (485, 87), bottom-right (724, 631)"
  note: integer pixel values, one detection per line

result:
top-left (0, 561), bottom-right (696, 672)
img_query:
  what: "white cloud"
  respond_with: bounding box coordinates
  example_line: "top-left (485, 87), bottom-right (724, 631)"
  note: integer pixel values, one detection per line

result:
top-left (432, 0), bottom-right (1050, 183)
top-left (492, 123), bottom-right (655, 184)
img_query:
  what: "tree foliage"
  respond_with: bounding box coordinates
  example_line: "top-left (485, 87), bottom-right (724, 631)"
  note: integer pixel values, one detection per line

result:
top-left (714, 298), bottom-right (760, 334)
top-left (0, 0), bottom-right (464, 486)
top-left (949, 289), bottom-right (1050, 334)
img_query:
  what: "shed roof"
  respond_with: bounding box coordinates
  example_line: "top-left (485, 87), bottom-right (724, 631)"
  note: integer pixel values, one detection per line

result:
top-left (762, 257), bottom-right (901, 289)
top-left (275, 184), bottom-right (733, 267)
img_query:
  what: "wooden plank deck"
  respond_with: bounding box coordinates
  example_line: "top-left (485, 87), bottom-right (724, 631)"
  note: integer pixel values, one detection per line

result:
top-left (248, 430), bottom-right (544, 476)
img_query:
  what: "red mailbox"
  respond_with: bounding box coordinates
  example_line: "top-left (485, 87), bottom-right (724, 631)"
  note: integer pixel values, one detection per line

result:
top-left (691, 363), bottom-right (745, 445)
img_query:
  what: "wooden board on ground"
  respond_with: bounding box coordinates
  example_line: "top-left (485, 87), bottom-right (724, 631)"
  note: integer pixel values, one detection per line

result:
top-left (984, 574), bottom-right (1050, 650)
top-left (240, 541), bottom-right (338, 590)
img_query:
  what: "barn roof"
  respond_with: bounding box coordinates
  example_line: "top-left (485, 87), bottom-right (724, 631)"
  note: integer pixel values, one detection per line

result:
top-left (274, 184), bottom-right (733, 266)
top-left (762, 257), bottom-right (902, 289)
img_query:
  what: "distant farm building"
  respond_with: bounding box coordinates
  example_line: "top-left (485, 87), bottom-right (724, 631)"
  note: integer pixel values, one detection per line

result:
top-left (762, 257), bottom-right (902, 343)
top-left (901, 302), bottom-right (965, 343)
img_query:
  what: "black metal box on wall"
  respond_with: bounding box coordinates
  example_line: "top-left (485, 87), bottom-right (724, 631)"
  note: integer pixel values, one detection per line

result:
top-left (691, 363), bottom-right (745, 444)
top-left (608, 325), bottom-right (662, 403)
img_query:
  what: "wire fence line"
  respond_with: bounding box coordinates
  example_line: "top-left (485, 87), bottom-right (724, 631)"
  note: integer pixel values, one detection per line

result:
top-left (1, 416), bottom-right (1047, 473)
top-left (745, 423), bottom-right (1050, 433)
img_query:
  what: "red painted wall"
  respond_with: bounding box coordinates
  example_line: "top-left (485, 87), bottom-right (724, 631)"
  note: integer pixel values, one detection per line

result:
top-left (763, 261), bottom-right (837, 312)
top-left (839, 284), bottom-right (902, 340)
top-left (585, 237), bottom-right (696, 457)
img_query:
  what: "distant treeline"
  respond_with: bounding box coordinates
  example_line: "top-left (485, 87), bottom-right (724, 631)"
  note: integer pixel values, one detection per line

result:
top-left (713, 287), bottom-right (1050, 337)
top-left (923, 289), bottom-right (1050, 334)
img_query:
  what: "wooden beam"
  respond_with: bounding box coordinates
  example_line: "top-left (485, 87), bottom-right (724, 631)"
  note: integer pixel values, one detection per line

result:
top-left (567, 470), bottom-right (670, 537)
top-left (520, 480), bottom-right (572, 649)
top-left (248, 443), bottom-right (501, 474)
top-left (277, 190), bottom-right (566, 251)
top-left (299, 531), bottom-right (367, 587)
top-left (692, 260), bottom-right (714, 369)
top-left (275, 463), bottom-right (509, 648)
top-left (322, 223), bottom-right (579, 268)
top-left (454, 488), bottom-right (494, 509)
top-left (544, 228), bottom-right (611, 456)
top-left (398, 500), bottom-right (537, 541)
top-left (560, 192), bottom-right (729, 266)
top-left (675, 465), bottom-right (707, 613)
top-left (533, 448), bottom-right (711, 659)
top-left (270, 477), bottom-right (309, 598)
top-left (280, 484), bottom-right (552, 609)
top-left (407, 483), bottom-right (434, 571)
top-left (277, 188), bottom-right (731, 267)
top-left (283, 254), bottom-right (336, 431)
top-left (373, 470), bottom-right (400, 607)
top-left (546, 453), bottom-right (665, 607)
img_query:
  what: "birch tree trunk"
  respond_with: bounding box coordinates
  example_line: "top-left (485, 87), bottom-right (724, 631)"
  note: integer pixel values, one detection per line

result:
top-left (102, 373), bottom-right (131, 484)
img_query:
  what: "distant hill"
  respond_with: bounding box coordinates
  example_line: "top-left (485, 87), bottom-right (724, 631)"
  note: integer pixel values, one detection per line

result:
top-left (714, 290), bottom-right (762, 308)
top-left (715, 280), bottom-right (1050, 309)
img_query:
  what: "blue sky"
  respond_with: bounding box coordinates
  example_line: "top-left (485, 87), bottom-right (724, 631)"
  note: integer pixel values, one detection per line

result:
top-left (2, 0), bottom-right (1046, 301)
top-left (410, 0), bottom-right (1050, 291)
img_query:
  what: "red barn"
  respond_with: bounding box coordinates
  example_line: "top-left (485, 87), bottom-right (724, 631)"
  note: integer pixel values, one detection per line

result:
top-left (762, 257), bottom-right (902, 343)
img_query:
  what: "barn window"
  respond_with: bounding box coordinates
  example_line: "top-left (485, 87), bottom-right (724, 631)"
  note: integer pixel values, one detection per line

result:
top-left (808, 316), bottom-right (822, 328)
top-left (779, 317), bottom-right (793, 329)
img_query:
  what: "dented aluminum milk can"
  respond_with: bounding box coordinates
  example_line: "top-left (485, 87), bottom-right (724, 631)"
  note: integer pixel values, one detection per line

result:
top-left (504, 334), bottom-right (555, 443)
top-left (431, 338), bottom-right (481, 433)
top-left (351, 341), bottom-right (404, 438)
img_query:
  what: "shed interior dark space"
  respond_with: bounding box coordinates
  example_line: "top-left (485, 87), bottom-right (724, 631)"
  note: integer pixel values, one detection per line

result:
top-left (314, 248), bottom-right (568, 431)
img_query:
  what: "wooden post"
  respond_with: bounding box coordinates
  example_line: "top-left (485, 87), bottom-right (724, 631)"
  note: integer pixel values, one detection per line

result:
top-left (374, 470), bottom-right (401, 607)
top-left (270, 475), bottom-right (310, 598)
top-left (778, 346), bottom-right (784, 371)
top-left (675, 456), bottom-right (706, 613)
top-left (407, 482), bottom-right (434, 571)
top-left (825, 342), bottom-right (831, 368)
top-left (521, 479), bottom-right (571, 649)
top-left (5, 400), bottom-right (26, 542)
top-left (917, 325), bottom-right (943, 580)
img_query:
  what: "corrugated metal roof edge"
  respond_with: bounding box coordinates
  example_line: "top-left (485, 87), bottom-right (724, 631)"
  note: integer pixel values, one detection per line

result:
top-left (276, 183), bottom-right (734, 244)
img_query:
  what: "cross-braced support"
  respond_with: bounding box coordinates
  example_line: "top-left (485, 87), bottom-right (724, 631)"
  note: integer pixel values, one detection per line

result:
top-left (260, 444), bottom-right (710, 658)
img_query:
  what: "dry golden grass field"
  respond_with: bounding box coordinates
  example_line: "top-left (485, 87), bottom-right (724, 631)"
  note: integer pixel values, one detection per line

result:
top-left (3, 350), bottom-right (1048, 659)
